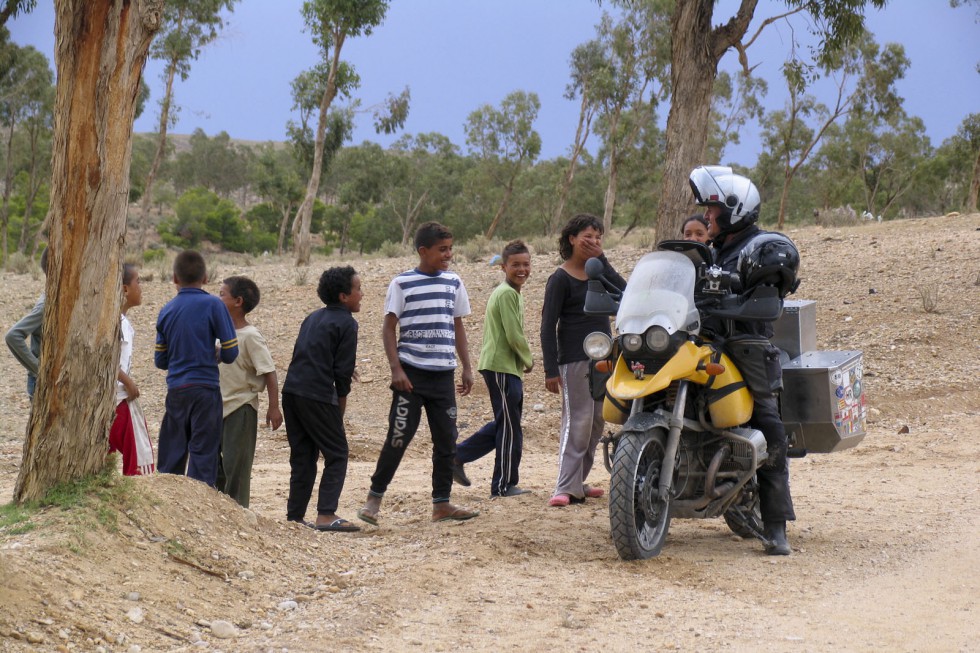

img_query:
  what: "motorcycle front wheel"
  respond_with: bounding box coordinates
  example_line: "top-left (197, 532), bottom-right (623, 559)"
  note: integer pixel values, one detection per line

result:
top-left (609, 429), bottom-right (671, 560)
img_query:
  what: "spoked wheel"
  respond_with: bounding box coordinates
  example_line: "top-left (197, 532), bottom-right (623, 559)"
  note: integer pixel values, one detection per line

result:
top-left (609, 429), bottom-right (672, 560)
top-left (724, 482), bottom-right (764, 541)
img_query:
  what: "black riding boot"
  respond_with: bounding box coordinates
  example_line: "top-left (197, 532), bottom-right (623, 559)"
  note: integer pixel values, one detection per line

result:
top-left (764, 520), bottom-right (791, 556)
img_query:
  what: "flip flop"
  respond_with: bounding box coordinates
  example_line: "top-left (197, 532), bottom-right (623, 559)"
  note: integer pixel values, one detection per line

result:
top-left (548, 494), bottom-right (571, 507)
top-left (432, 507), bottom-right (479, 522)
top-left (288, 519), bottom-right (316, 529)
top-left (316, 518), bottom-right (361, 533)
top-left (356, 508), bottom-right (379, 526)
top-left (584, 486), bottom-right (605, 499)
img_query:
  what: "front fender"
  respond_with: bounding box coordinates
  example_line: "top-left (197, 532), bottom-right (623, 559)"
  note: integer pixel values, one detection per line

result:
top-left (606, 341), bottom-right (714, 400)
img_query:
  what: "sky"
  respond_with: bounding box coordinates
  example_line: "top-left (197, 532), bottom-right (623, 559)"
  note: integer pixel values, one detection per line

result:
top-left (8, 0), bottom-right (980, 166)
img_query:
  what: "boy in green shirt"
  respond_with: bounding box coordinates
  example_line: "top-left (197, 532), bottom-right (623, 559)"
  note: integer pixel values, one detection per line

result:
top-left (453, 240), bottom-right (534, 497)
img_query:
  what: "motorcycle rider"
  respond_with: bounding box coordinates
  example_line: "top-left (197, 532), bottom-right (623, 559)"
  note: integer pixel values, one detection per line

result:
top-left (688, 165), bottom-right (797, 556)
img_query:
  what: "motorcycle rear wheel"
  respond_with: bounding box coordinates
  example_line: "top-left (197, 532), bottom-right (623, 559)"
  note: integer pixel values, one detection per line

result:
top-left (609, 429), bottom-right (671, 560)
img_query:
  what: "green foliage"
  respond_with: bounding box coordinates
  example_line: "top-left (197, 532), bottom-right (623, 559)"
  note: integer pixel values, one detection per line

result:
top-left (0, 501), bottom-right (34, 536)
top-left (151, 0), bottom-right (243, 81)
top-left (170, 128), bottom-right (250, 196)
top-left (142, 248), bottom-right (167, 263)
top-left (25, 458), bottom-right (140, 548)
top-left (159, 186), bottom-right (253, 252)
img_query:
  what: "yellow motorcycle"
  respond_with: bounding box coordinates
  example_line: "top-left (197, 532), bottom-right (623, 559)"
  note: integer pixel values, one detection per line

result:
top-left (583, 241), bottom-right (866, 559)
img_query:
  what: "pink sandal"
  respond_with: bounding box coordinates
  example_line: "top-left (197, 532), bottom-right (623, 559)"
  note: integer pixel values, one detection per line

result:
top-left (548, 494), bottom-right (571, 507)
top-left (584, 486), bottom-right (604, 499)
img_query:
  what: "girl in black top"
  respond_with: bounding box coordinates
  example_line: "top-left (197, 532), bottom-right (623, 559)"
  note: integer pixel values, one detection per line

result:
top-left (540, 214), bottom-right (626, 507)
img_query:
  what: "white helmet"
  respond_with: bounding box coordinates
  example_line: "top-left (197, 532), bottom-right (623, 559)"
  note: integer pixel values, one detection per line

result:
top-left (688, 165), bottom-right (760, 237)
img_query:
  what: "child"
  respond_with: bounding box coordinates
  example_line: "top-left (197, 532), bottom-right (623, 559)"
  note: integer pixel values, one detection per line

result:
top-left (217, 276), bottom-right (283, 508)
top-left (453, 240), bottom-right (534, 498)
top-left (108, 263), bottom-right (155, 476)
top-left (5, 247), bottom-right (48, 399)
top-left (540, 214), bottom-right (626, 507)
top-left (358, 222), bottom-right (479, 525)
top-left (155, 250), bottom-right (239, 486)
top-left (281, 266), bottom-right (361, 532)
top-left (682, 214), bottom-right (710, 243)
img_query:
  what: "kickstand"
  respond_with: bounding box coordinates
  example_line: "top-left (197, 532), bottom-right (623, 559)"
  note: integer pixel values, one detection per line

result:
top-left (728, 505), bottom-right (771, 546)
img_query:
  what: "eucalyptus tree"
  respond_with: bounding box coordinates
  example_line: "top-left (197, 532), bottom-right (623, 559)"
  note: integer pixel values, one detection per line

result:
top-left (136, 0), bottom-right (240, 250)
top-left (249, 143), bottom-right (305, 255)
top-left (955, 113), bottom-right (980, 211)
top-left (16, 0), bottom-right (162, 503)
top-left (593, 2), bottom-right (670, 233)
top-left (170, 128), bottom-right (249, 198)
top-left (705, 70), bottom-right (768, 163)
top-left (654, 0), bottom-right (887, 241)
top-left (0, 0), bottom-right (34, 27)
top-left (388, 132), bottom-right (466, 242)
top-left (292, 0), bottom-right (388, 266)
top-left (14, 61), bottom-right (53, 254)
top-left (554, 40), bottom-right (604, 235)
top-left (762, 36), bottom-right (909, 226)
top-left (0, 38), bottom-right (51, 261)
top-left (464, 90), bottom-right (542, 239)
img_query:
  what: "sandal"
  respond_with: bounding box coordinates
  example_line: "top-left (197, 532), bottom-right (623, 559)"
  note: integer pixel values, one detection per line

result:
top-left (548, 494), bottom-right (571, 507)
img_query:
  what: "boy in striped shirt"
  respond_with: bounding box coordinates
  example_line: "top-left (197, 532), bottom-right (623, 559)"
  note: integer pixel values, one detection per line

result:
top-left (358, 222), bottom-right (480, 524)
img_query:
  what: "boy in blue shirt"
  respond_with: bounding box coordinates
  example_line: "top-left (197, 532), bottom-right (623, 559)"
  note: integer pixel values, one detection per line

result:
top-left (155, 250), bottom-right (239, 486)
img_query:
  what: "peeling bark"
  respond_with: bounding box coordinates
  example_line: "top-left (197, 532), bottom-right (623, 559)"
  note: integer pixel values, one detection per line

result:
top-left (15, 0), bottom-right (162, 503)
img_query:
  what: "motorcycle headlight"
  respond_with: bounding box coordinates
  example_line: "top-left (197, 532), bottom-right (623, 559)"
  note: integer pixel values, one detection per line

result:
top-left (583, 332), bottom-right (613, 360)
top-left (644, 326), bottom-right (671, 353)
top-left (621, 334), bottom-right (643, 353)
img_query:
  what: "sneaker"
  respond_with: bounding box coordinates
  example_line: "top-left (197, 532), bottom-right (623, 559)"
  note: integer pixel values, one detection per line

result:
top-left (492, 486), bottom-right (531, 498)
top-left (451, 460), bottom-right (471, 487)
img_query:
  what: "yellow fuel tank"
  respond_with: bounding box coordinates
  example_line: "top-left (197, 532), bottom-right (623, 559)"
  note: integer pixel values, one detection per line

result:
top-left (700, 352), bottom-right (754, 428)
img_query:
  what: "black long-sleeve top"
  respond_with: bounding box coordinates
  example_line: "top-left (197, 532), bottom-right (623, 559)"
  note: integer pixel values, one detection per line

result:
top-left (540, 254), bottom-right (626, 379)
top-left (281, 305), bottom-right (358, 405)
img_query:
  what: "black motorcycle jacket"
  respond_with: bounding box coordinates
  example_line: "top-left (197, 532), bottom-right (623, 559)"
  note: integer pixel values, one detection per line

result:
top-left (708, 224), bottom-right (774, 340)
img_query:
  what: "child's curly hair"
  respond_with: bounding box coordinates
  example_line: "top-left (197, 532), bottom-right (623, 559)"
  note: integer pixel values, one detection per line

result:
top-left (317, 266), bottom-right (357, 305)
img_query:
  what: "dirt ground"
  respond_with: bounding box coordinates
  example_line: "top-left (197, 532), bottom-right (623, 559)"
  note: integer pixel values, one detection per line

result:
top-left (0, 214), bottom-right (978, 652)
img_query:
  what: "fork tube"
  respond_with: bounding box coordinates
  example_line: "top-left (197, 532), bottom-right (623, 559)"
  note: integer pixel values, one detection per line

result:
top-left (658, 381), bottom-right (688, 499)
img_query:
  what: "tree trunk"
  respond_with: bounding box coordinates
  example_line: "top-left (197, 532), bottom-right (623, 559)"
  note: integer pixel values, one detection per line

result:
top-left (552, 93), bottom-right (592, 234)
top-left (137, 54), bottom-right (177, 250)
top-left (277, 205), bottom-right (291, 256)
top-left (294, 30), bottom-right (345, 266)
top-left (15, 0), bottom-right (162, 503)
top-left (137, 7), bottom-right (182, 251)
top-left (602, 150), bottom-right (620, 233)
top-left (968, 146), bottom-right (980, 213)
top-left (17, 128), bottom-right (42, 252)
top-left (655, 0), bottom-right (756, 243)
top-left (485, 171), bottom-right (518, 240)
top-left (1, 123), bottom-right (14, 263)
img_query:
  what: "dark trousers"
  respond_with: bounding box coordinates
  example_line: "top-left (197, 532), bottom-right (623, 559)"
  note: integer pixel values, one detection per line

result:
top-left (369, 365), bottom-right (457, 502)
top-left (753, 394), bottom-right (796, 523)
top-left (282, 393), bottom-right (348, 521)
top-left (456, 370), bottom-right (524, 495)
top-left (217, 404), bottom-right (258, 508)
top-left (158, 385), bottom-right (223, 486)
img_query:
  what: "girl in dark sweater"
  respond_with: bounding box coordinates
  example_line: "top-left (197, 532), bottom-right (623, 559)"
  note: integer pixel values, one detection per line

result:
top-left (540, 214), bottom-right (626, 507)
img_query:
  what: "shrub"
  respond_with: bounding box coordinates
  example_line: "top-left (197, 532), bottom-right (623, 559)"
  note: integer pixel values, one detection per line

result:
top-left (5, 251), bottom-right (33, 275)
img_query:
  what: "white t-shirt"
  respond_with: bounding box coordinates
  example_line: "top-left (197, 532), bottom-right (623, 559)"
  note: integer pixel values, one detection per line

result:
top-left (384, 268), bottom-right (470, 371)
top-left (115, 313), bottom-right (135, 403)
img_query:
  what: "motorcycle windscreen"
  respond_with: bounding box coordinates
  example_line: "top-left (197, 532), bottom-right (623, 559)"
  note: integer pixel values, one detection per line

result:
top-left (616, 251), bottom-right (700, 336)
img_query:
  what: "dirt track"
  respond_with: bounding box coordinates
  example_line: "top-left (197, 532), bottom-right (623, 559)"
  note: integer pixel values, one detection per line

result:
top-left (1, 215), bottom-right (978, 651)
